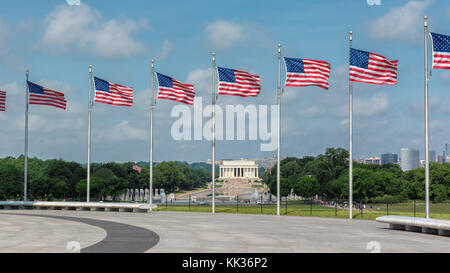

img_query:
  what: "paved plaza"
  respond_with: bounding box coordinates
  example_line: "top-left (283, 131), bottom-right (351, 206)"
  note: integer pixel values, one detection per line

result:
top-left (0, 210), bottom-right (448, 253)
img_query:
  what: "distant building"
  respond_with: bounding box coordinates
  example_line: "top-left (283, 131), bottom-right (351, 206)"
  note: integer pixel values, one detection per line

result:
top-left (442, 144), bottom-right (450, 164)
top-left (446, 155), bottom-right (450, 163)
top-left (381, 153), bottom-right (398, 165)
top-left (400, 148), bottom-right (420, 171)
top-left (429, 150), bottom-right (436, 163)
top-left (438, 154), bottom-right (444, 164)
top-left (219, 160), bottom-right (260, 180)
top-left (363, 157), bottom-right (381, 165)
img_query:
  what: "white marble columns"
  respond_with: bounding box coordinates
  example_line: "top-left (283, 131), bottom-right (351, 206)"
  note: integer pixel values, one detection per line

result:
top-left (219, 166), bottom-right (259, 178)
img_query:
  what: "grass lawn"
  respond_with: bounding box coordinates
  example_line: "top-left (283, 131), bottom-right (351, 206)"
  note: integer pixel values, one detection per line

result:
top-left (154, 202), bottom-right (450, 220)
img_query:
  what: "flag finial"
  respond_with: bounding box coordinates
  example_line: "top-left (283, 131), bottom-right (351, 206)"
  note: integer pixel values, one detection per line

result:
top-left (424, 16), bottom-right (428, 27)
top-left (349, 31), bottom-right (353, 41)
top-left (152, 59), bottom-right (154, 68)
top-left (89, 65), bottom-right (92, 73)
top-left (278, 43), bottom-right (281, 53)
top-left (212, 52), bottom-right (215, 61)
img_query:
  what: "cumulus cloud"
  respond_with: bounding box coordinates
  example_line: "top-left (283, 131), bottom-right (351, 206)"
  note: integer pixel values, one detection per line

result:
top-left (298, 106), bottom-right (324, 118)
top-left (206, 20), bottom-right (246, 49)
top-left (368, 0), bottom-right (432, 42)
top-left (41, 4), bottom-right (149, 58)
top-left (338, 93), bottom-right (389, 117)
top-left (158, 40), bottom-right (174, 59)
top-left (186, 68), bottom-right (212, 95)
top-left (95, 120), bottom-right (147, 142)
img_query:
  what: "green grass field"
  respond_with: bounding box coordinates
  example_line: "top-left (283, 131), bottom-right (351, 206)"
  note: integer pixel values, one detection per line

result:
top-left (154, 202), bottom-right (450, 220)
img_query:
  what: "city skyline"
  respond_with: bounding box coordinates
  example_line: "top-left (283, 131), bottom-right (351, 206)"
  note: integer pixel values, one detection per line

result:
top-left (0, 0), bottom-right (449, 164)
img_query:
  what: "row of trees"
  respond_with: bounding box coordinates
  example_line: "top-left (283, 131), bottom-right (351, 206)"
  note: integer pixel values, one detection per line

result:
top-left (0, 156), bottom-right (211, 201)
top-left (263, 148), bottom-right (450, 203)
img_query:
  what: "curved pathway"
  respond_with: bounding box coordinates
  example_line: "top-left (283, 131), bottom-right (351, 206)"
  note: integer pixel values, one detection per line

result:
top-left (0, 213), bottom-right (159, 253)
top-left (1, 210), bottom-right (449, 252)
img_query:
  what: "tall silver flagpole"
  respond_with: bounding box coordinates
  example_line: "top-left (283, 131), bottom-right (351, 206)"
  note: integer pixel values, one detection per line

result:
top-left (349, 31), bottom-right (353, 219)
top-left (24, 69), bottom-right (29, 202)
top-left (149, 59), bottom-right (155, 211)
top-left (212, 52), bottom-right (216, 214)
top-left (424, 16), bottom-right (430, 219)
top-left (277, 43), bottom-right (281, 216)
top-left (87, 65), bottom-right (92, 203)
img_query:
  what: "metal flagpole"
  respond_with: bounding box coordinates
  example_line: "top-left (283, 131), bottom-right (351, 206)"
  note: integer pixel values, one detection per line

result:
top-left (424, 16), bottom-right (430, 219)
top-left (349, 31), bottom-right (353, 219)
top-left (149, 59), bottom-right (155, 211)
top-left (212, 52), bottom-right (216, 214)
top-left (24, 69), bottom-right (29, 202)
top-left (87, 65), bottom-right (93, 202)
top-left (277, 44), bottom-right (281, 216)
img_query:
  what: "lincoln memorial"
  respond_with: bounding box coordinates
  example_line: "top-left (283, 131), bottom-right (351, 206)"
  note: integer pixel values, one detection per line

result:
top-left (219, 160), bottom-right (259, 181)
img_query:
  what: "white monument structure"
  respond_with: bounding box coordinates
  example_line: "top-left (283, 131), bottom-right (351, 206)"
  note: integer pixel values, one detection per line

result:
top-left (219, 160), bottom-right (259, 181)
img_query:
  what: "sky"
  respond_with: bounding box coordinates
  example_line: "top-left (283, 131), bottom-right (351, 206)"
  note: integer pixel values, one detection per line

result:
top-left (0, 0), bottom-right (449, 163)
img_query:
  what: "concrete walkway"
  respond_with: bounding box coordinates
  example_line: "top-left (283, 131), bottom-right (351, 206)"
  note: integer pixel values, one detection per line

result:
top-left (0, 210), bottom-right (449, 253)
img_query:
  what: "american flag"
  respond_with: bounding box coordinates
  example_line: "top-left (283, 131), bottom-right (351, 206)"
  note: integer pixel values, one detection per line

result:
top-left (132, 163), bottom-right (142, 174)
top-left (217, 67), bottom-right (261, 97)
top-left (0, 90), bottom-right (5, 111)
top-left (284, 57), bottom-right (331, 90)
top-left (27, 81), bottom-right (67, 110)
top-left (349, 48), bottom-right (398, 85)
top-left (431, 32), bottom-right (450, 70)
top-left (156, 72), bottom-right (195, 105)
top-left (94, 77), bottom-right (133, 107)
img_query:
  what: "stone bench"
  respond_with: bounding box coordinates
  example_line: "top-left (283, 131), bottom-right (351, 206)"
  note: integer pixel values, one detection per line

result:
top-left (0, 201), bottom-right (156, 213)
top-left (376, 215), bottom-right (450, 236)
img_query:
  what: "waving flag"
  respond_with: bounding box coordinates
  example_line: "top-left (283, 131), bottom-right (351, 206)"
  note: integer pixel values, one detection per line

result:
top-left (0, 91), bottom-right (5, 111)
top-left (94, 77), bottom-right (133, 107)
top-left (349, 48), bottom-right (398, 85)
top-left (284, 57), bottom-right (331, 90)
top-left (27, 81), bottom-right (66, 110)
top-left (217, 67), bottom-right (261, 97)
top-left (156, 72), bottom-right (195, 105)
top-left (431, 32), bottom-right (450, 70)
top-left (133, 163), bottom-right (142, 174)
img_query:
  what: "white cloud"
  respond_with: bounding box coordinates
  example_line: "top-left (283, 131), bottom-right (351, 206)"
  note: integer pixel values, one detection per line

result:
top-left (206, 20), bottom-right (246, 49)
top-left (338, 93), bottom-right (389, 117)
top-left (368, 0), bottom-right (432, 42)
top-left (298, 106), bottom-right (324, 118)
top-left (186, 68), bottom-right (212, 95)
top-left (355, 93), bottom-right (389, 116)
top-left (158, 40), bottom-right (174, 59)
top-left (41, 4), bottom-right (149, 58)
top-left (95, 120), bottom-right (147, 142)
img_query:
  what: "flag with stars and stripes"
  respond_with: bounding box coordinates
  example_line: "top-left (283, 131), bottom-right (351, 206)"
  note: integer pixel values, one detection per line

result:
top-left (94, 77), bottom-right (133, 107)
top-left (217, 67), bottom-right (261, 97)
top-left (27, 81), bottom-right (66, 110)
top-left (132, 162), bottom-right (142, 174)
top-left (156, 72), bottom-right (195, 105)
top-left (349, 48), bottom-right (398, 85)
top-left (284, 57), bottom-right (331, 90)
top-left (431, 32), bottom-right (450, 70)
top-left (0, 90), bottom-right (5, 111)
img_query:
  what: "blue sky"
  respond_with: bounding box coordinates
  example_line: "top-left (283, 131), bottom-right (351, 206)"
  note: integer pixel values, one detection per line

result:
top-left (0, 0), bottom-right (449, 163)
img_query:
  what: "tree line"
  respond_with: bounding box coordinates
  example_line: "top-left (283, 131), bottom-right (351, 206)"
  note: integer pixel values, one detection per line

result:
top-left (262, 148), bottom-right (449, 203)
top-left (0, 156), bottom-right (211, 201)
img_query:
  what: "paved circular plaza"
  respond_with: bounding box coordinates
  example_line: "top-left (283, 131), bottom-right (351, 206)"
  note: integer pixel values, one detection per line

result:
top-left (0, 210), bottom-right (448, 253)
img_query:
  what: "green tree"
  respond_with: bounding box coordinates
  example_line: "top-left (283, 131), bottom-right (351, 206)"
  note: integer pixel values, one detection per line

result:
top-left (269, 177), bottom-right (292, 197)
top-left (294, 176), bottom-right (320, 199)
